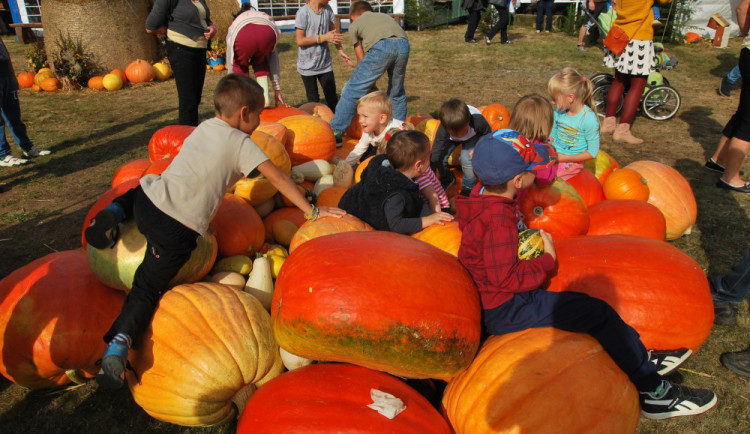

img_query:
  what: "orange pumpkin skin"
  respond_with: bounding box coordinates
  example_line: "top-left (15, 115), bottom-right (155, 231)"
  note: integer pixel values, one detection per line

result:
top-left (584, 150), bottom-right (620, 185)
top-left (288, 214), bottom-right (373, 253)
top-left (547, 235), bottom-right (713, 352)
top-left (519, 179), bottom-right (589, 239)
top-left (442, 328), bottom-right (639, 434)
top-left (278, 115), bottom-right (336, 166)
top-left (81, 178), bottom-right (141, 249)
top-left (147, 125), bottom-right (196, 161)
top-left (315, 185), bottom-right (347, 207)
top-left (125, 59), bottom-right (155, 83)
top-left (111, 158), bottom-right (151, 187)
top-left (298, 102), bottom-right (334, 122)
top-left (412, 220), bottom-right (463, 257)
top-left (481, 104), bottom-right (511, 131)
top-left (624, 161), bottom-right (697, 240)
top-left (110, 68), bottom-right (128, 83)
top-left (0, 251), bottom-right (125, 388)
top-left (262, 207), bottom-right (307, 241)
top-left (354, 155), bottom-right (375, 183)
top-left (272, 232), bottom-right (481, 380)
top-left (566, 168), bottom-right (605, 207)
top-left (406, 113), bottom-right (434, 128)
top-left (17, 72), bottom-right (35, 88)
top-left (40, 77), bottom-right (60, 92)
top-left (128, 282), bottom-right (283, 426)
top-left (587, 200), bottom-right (666, 241)
top-left (211, 194), bottom-right (265, 257)
top-left (256, 121), bottom-right (288, 146)
top-left (142, 156), bottom-right (174, 177)
top-left (345, 115), bottom-right (363, 139)
top-left (87, 75), bottom-right (105, 89)
top-left (259, 105), bottom-right (308, 123)
top-left (233, 130), bottom-right (291, 206)
top-left (602, 168), bottom-right (650, 201)
top-left (238, 364), bottom-right (452, 434)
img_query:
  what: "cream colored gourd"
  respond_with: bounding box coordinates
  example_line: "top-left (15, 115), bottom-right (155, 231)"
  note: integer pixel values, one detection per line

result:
top-left (332, 160), bottom-right (354, 188)
top-left (254, 197), bottom-right (276, 218)
top-left (210, 271), bottom-right (246, 290)
top-left (313, 175), bottom-right (335, 197)
top-left (244, 255), bottom-right (275, 310)
top-left (279, 348), bottom-right (314, 371)
top-left (213, 255), bottom-right (253, 275)
top-left (291, 160), bottom-right (332, 182)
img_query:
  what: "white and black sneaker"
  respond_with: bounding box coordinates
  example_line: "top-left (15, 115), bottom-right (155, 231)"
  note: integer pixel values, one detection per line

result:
top-left (640, 382), bottom-right (717, 419)
top-left (648, 348), bottom-right (692, 376)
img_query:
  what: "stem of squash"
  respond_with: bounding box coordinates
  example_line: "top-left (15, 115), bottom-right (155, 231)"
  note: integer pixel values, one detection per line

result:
top-left (64, 369), bottom-right (87, 385)
top-left (533, 206), bottom-right (544, 217)
top-left (232, 383), bottom-right (257, 416)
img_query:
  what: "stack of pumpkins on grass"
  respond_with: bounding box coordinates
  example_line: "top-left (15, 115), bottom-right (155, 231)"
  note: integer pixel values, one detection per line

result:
top-left (17, 59), bottom-right (173, 93)
top-left (0, 102), bottom-right (713, 433)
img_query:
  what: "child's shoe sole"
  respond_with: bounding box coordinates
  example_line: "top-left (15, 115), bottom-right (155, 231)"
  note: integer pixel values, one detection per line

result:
top-left (85, 210), bottom-right (120, 249)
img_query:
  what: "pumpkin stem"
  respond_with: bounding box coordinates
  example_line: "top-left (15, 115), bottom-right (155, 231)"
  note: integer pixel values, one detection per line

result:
top-left (65, 369), bottom-right (87, 385)
top-left (232, 382), bottom-right (257, 416)
top-left (533, 206), bottom-right (544, 217)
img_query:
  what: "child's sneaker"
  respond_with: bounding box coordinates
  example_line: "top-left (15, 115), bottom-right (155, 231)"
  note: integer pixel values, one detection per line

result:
top-left (333, 130), bottom-right (343, 147)
top-left (22, 146), bottom-right (51, 157)
top-left (0, 155), bottom-right (28, 167)
top-left (96, 338), bottom-right (130, 389)
top-left (648, 348), bottom-right (692, 376)
top-left (85, 206), bottom-right (124, 249)
top-left (639, 382), bottom-right (717, 419)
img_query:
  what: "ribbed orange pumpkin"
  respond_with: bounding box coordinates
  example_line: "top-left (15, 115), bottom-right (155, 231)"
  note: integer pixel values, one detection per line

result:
top-left (566, 168), bottom-right (605, 207)
top-left (587, 200), bottom-right (666, 241)
top-left (519, 178), bottom-right (589, 239)
top-left (17, 72), bottom-right (35, 88)
top-left (278, 115), bottom-right (336, 166)
top-left (232, 130), bottom-right (292, 205)
top-left (259, 105), bottom-right (307, 123)
top-left (298, 102), bottom-right (334, 122)
top-left (147, 125), bottom-right (196, 161)
top-left (602, 168), bottom-right (650, 201)
top-left (111, 158), bottom-right (151, 187)
top-left (40, 77), bottom-right (60, 92)
top-left (406, 113), bottom-right (434, 128)
top-left (481, 103), bottom-right (511, 131)
top-left (87, 75), bottom-right (105, 90)
top-left (412, 220), bottom-right (463, 257)
top-left (81, 178), bottom-right (141, 249)
top-left (125, 59), bottom-right (155, 83)
top-left (272, 231), bottom-right (482, 380)
top-left (86, 219), bottom-right (217, 291)
top-left (256, 121), bottom-right (288, 146)
top-left (238, 364), bottom-right (452, 434)
top-left (142, 156), bottom-right (174, 176)
top-left (127, 282), bottom-right (283, 426)
top-left (211, 193), bottom-right (265, 257)
top-left (288, 214), bottom-right (373, 252)
top-left (262, 207), bottom-right (307, 241)
top-left (624, 161), bottom-right (697, 240)
top-left (547, 235), bottom-right (713, 352)
top-left (442, 328), bottom-right (639, 434)
top-left (316, 185), bottom-right (347, 207)
top-left (583, 150), bottom-right (620, 185)
top-left (0, 250), bottom-right (126, 389)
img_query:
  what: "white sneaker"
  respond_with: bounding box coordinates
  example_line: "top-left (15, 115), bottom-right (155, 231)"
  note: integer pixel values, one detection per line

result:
top-left (0, 155), bottom-right (29, 167)
top-left (23, 147), bottom-right (51, 157)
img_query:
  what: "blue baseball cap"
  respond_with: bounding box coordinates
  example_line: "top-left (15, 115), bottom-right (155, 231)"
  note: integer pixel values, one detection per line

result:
top-left (472, 129), bottom-right (557, 185)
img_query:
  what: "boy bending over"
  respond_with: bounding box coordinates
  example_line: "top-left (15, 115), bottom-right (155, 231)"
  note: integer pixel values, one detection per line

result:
top-left (455, 131), bottom-right (717, 420)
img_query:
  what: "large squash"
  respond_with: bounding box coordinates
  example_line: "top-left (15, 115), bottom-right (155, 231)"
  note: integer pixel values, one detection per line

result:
top-left (583, 150), bottom-right (620, 185)
top-left (519, 178), bottom-right (589, 239)
top-left (81, 178), bottom-right (140, 250)
top-left (288, 214), bottom-right (373, 253)
top-left (232, 130), bottom-right (292, 206)
top-left (411, 221), bottom-right (463, 257)
top-left (278, 114), bottom-right (336, 166)
top-left (0, 251), bottom-right (125, 389)
top-left (86, 220), bottom-right (217, 291)
top-left (111, 158), bottom-right (151, 188)
top-left (238, 364), bottom-right (452, 433)
top-left (566, 168), bottom-right (605, 207)
top-left (147, 125), bottom-right (196, 161)
top-left (624, 161), bottom-right (697, 240)
top-left (298, 102), bottom-right (334, 122)
top-left (210, 194), bottom-right (265, 257)
top-left (272, 231), bottom-right (482, 380)
top-left (547, 235), bottom-right (713, 352)
top-left (587, 200), bottom-right (666, 241)
top-left (442, 328), bottom-right (639, 434)
top-left (127, 282), bottom-right (283, 426)
top-left (259, 105), bottom-right (308, 123)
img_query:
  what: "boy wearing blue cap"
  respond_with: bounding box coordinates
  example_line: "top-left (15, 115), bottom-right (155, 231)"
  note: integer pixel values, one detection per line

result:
top-left (455, 130), bottom-right (717, 420)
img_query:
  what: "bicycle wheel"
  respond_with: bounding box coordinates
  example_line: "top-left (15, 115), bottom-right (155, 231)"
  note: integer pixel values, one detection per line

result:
top-left (590, 73), bottom-right (613, 86)
top-left (591, 84), bottom-right (622, 117)
top-left (641, 85), bottom-right (681, 120)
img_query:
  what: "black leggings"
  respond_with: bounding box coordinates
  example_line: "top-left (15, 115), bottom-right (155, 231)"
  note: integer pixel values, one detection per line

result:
top-left (606, 72), bottom-right (647, 125)
top-left (301, 71), bottom-right (338, 112)
top-left (487, 5), bottom-right (510, 42)
top-left (166, 40), bottom-right (207, 126)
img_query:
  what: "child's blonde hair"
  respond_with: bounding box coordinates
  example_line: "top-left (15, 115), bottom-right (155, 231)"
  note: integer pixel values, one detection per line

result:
top-left (509, 94), bottom-right (554, 142)
top-left (439, 98), bottom-right (471, 131)
top-left (386, 130), bottom-right (430, 171)
top-left (358, 90), bottom-right (392, 118)
top-left (377, 123), bottom-right (414, 155)
top-left (546, 67), bottom-right (596, 114)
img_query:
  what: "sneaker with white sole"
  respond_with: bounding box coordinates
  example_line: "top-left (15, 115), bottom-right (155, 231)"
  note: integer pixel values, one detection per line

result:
top-left (0, 155), bottom-right (28, 167)
top-left (23, 147), bottom-right (51, 157)
top-left (648, 348), bottom-right (692, 376)
top-left (640, 382), bottom-right (717, 419)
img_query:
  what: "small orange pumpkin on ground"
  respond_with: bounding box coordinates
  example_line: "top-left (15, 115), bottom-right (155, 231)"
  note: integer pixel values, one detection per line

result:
top-left (40, 77), bottom-right (60, 92)
top-left (17, 72), bottom-right (35, 88)
top-left (125, 59), bottom-right (155, 83)
top-left (109, 68), bottom-right (128, 83)
top-left (213, 63), bottom-right (226, 71)
top-left (87, 76), bottom-right (105, 90)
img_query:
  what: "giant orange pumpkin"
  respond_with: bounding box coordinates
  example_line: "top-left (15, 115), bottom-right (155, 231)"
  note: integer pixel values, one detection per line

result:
top-left (125, 59), bottom-right (155, 83)
top-left (288, 214), bottom-right (373, 253)
top-left (81, 178), bottom-right (141, 249)
top-left (211, 194), bottom-right (265, 257)
top-left (584, 150), bottom-right (620, 185)
top-left (256, 121), bottom-right (288, 146)
top-left (278, 115), bottom-right (336, 166)
top-left (232, 130), bottom-right (292, 205)
top-left (111, 158), bottom-right (151, 187)
top-left (566, 168), bottom-right (605, 207)
top-left (547, 235), bottom-right (714, 352)
top-left (0, 250), bottom-right (125, 389)
top-left (272, 231), bottom-right (482, 380)
top-left (602, 168), bottom-right (650, 201)
top-left (147, 125), bottom-right (196, 161)
top-left (238, 364), bottom-right (452, 434)
top-left (17, 71), bottom-right (35, 88)
top-left (481, 104), bottom-right (511, 131)
top-left (624, 161), bottom-right (697, 240)
top-left (127, 282), bottom-right (283, 426)
top-left (298, 102), bottom-right (334, 122)
top-left (412, 221), bottom-right (463, 257)
top-left (142, 156), bottom-right (174, 176)
top-left (587, 200), bottom-right (666, 241)
top-left (259, 105), bottom-right (307, 123)
top-left (519, 178), bottom-right (589, 239)
top-left (86, 220), bottom-right (217, 291)
top-left (442, 328), bottom-right (639, 434)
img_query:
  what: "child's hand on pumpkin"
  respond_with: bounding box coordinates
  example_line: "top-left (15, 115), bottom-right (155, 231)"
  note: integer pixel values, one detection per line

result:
top-left (318, 206), bottom-right (347, 219)
top-left (539, 229), bottom-right (556, 261)
top-left (423, 212), bottom-right (454, 228)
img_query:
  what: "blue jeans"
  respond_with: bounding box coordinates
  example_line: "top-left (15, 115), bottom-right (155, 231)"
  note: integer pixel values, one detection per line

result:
top-left (442, 143), bottom-right (476, 190)
top-left (329, 38), bottom-right (410, 133)
top-left (727, 64), bottom-right (742, 85)
top-left (536, 0), bottom-right (554, 31)
top-left (711, 248), bottom-right (750, 303)
top-left (0, 72), bottom-right (33, 158)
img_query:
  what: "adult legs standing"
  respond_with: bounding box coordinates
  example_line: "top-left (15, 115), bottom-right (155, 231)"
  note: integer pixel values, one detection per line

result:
top-left (536, 0), bottom-right (554, 32)
top-left (465, 5), bottom-right (482, 42)
top-left (167, 40), bottom-right (207, 126)
top-left (718, 48), bottom-right (750, 191)
top-left (486, 5), bottom-right (510, 43)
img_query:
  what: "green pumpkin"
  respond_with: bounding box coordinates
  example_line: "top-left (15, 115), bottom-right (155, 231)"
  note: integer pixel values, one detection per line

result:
top-left (518, 229), bottom-right (545, 260)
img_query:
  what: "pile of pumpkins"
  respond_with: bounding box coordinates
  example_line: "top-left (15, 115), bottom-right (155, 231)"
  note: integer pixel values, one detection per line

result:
top-left (87, 59), bottom-right (173, 91)
top-left (16, 67), bottom-right (60, 92)
top-left (0, 103), bottom-right (713, 433)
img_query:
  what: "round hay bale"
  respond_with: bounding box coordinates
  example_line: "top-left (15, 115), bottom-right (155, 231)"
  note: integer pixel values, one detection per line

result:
top-left (206, 0), bottom-right (244, 42)
top-left (41, 0), bottom-right (157, 72)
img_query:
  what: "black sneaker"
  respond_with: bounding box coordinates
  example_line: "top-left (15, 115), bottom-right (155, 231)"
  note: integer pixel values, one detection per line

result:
top-left (465, 39), bottom-right (478, 43)
top-left (640, 383), bottom-right (717, 420)
top-left (720, 349), bottom-right (750, 377)
top-left (85, 209), bottom-right (122, 249)
top-left (333, 130), bottom-right (343, 147)
top-left (96, 339), bottom-right (129, 389)
top-left (648, 348), bottom-right (692, 376)
top-left (713, 299), bottom-right (739, 326)
top-left (718, 77), bottom-right (731, 97)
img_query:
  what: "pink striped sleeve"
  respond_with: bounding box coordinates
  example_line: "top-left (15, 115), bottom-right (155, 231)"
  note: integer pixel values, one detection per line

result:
top-left (418, 167), bottom-right (450, 208)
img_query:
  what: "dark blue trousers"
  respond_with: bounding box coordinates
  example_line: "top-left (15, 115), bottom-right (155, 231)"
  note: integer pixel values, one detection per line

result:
top-left (166, 40), bottom-right (207, 126)
top-left (484, 289), bottom-right (661, 392)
